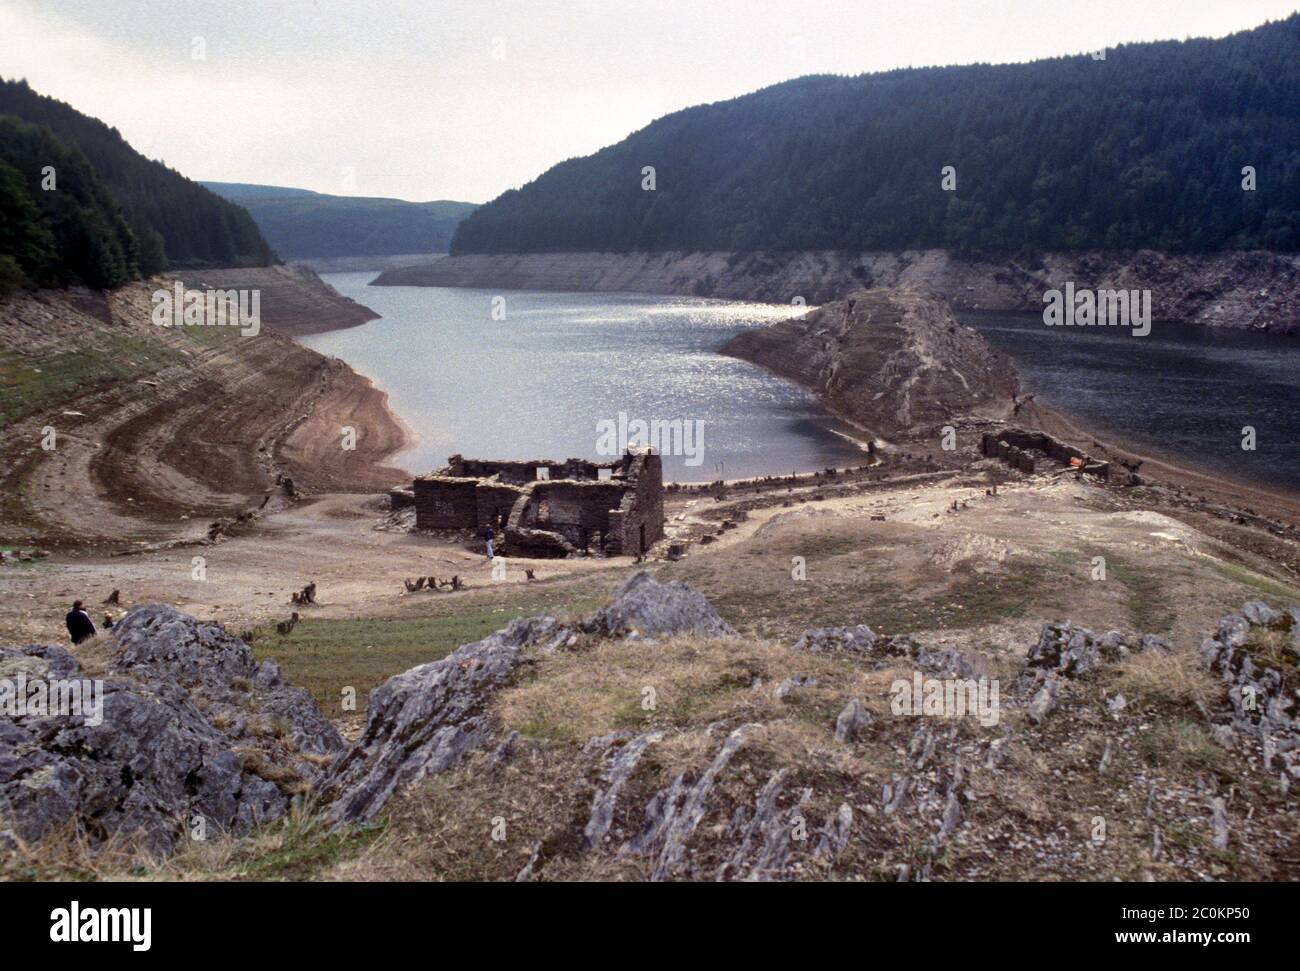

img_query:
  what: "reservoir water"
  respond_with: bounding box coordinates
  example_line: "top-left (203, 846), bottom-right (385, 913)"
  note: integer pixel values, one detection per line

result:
top-left (306, 274), bottom-right (868, 482)
top-left (306, 274), bottom-right (1299, 491)
top-left (961, 311), bottom-right (1300, 492)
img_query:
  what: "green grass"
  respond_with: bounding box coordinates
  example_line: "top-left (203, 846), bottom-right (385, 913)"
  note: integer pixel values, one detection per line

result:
top-left (1079, 545), bottom-right (1176, 633)
top-left (1206, 559), bottom-right (1300, 604)
top-left (0, 338), bottom-right (180, 426)
top-left (250, 583), bottom-right (614, 718)
top-left (1133, 719), bottom-right (1234, 778)
top-left (692, 557), bottom-right (1054, 639)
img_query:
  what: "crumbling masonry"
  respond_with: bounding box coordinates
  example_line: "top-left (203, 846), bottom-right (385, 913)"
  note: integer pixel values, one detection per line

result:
top-left (980, 428), bottom-right (1138, 484)
top-left (410, 450), bottom-right (665, 558)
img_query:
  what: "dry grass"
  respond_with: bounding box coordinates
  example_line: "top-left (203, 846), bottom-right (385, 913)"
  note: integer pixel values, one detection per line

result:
top-left (1107, 649), bottom-right (1220, 713)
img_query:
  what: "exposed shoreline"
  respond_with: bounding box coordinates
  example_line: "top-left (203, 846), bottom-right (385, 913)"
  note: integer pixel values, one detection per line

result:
top-left (0, 267), bottom-right (411, 548)
top-left (371, 248), bottom-right (1300, 334)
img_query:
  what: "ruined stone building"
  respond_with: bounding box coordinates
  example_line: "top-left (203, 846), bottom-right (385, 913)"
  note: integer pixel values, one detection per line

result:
top-left (980, 428), bottom-right (1137, 483)
top-left (410, 450), bottom-right (665, 558)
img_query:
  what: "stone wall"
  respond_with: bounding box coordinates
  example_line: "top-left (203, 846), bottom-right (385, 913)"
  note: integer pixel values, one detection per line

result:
top-left (413, 450), bottom-right (666, 554)
top-left (508, 480), bottom-right (629, 554)
top-left (981, 429), bottom-right (1113, 480)
top-left (447, 454), bottom-right (606, 484)
top-left (607, 451), bottom-right (665, 555)
top-left (477, 482), bottom-right (528, 528)
top-left (413, 475), bottom-right (479, 528)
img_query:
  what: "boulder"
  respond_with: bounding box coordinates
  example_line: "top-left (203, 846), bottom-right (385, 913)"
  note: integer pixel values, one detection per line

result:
top-left (582, 571), bottom-right (736, 640)
top-left (320, 616), bottom-right (570, 823)
top-left (1026, 621), bottom-right (1168, 679)
top-left (0, 605), bottom-right (343, 855)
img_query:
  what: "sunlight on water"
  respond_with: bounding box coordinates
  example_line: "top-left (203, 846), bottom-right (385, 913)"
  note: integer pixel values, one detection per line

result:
top-left (304, 275), bottom-right (864, 482)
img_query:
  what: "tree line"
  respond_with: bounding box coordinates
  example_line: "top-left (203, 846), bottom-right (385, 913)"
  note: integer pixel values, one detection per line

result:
top-left (451, 16), bottom-right (1299, 256)
top-left (0, 78), bottom-right (276, 294)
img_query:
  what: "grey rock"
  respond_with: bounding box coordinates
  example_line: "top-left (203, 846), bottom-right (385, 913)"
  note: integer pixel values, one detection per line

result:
top-left (1209, 797), bottom-right (1230, 851)
top-left (775, 674), bottom-right (817, 701)
top-left (815, 803), bottom-right (854, 861)
top-left (883, 775), bottom-right (911, 814)
top-left (582, 571), bottom-right (736, 640)
top-left (834, 697), bottom-right (873, 743)
top-left (1200, 601), bottom-right (1300, 780)
top-left (1028, 676), bottom-right (1059, 725)
top-left (0, 605), bottom-right (344, 855)
top-left (1106, 693), bottom-right (1128, 719)
top-left (792, 625), bottom-right (880, 655)
top-left (794, 625), bottom-right (974, 678)
top-left (717, 768), bottom-right (799, 881)
top-left (629, 724), bottom-right (754, 881)
top-left (583, 731), bottom-right (662, 849)
top-left (1026, 621), bottom-right (1166, 681)
top-left (321, 615), bottom-right (567, 823)
top-left (1241, 601), bottom-right (1283, 628)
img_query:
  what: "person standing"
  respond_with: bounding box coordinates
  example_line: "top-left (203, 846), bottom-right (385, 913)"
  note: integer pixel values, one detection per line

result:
top-left (65, 600), bottom-right (96, 645)
top-left (485, 525), bottom-right (495, 560)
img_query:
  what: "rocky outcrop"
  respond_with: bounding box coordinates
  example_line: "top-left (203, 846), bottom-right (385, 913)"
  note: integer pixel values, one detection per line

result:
top-left (0, 605), bottom-right (343, 854)
top-left (722, 289), bottom-right (1020, 436)
top-left (319, 615), bottom-right (570, 823)
top-left (372, 249), bottom-right (1300, 333)
top-left (1025, 622), bottom-right (1172, 680)
top-left (1200, 601), bottom-right (1300, 789)
top-left (581, 571), bottom-right (736, 640)
top-left (321, 571), bottom-right (736, 823)
top-left (793, 623), bottom-right (975, 678)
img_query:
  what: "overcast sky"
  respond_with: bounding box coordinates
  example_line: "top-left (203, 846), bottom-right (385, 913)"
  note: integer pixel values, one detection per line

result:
top-left (1, 0), bottom-right (1294, 203)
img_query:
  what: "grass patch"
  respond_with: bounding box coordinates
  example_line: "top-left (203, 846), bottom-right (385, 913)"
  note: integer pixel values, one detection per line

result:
top-left (1133, 719), bottom-right (1233, 778)
top-left (1206, 559), bottom-right (1300, 604)
top-left (1082, 546), bottom-right (1176, 633)
top-left (251, 584), bottom-right (611, 719)
top-left (0, 339), bottom-right (179, 426)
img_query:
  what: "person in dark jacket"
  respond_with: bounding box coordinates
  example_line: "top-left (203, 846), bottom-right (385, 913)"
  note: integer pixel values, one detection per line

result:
top-left (65, 600), bottom-right (96, 645)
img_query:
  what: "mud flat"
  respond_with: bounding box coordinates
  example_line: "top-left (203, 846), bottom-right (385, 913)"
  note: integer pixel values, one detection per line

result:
top-left (373, 248), bottom-right (1299, 333)
top-left (0, 265), bottom-right (409, 547)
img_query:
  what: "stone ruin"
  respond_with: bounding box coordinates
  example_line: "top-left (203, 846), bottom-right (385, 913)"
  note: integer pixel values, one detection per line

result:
top-left (980, 428), bottom-right (1138, 484)
top-left (406, 449), bottom-right (665, 558)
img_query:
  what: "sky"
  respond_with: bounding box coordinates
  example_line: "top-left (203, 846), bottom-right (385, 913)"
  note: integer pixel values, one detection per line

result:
top-left (1, 0), bottom-right (1295, 204)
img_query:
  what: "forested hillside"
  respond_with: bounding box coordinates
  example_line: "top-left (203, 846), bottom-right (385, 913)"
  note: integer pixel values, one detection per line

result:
top-left (452, 15), bottom-right (1300, 256)
top-left (0, 116), bottom-right (138, 290)
top-left (0, 78), bottom-right (275, 290)
top-left (203, 182), bottom-right (476, 258)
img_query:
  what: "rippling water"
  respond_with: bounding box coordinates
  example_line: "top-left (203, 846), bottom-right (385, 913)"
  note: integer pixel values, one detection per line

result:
top-left (304, 276), bottom-right (1299, 492)
top-left (305, 274), bottom-right (868, 481)
top-left (962, 311), bottom-right (1300, 491)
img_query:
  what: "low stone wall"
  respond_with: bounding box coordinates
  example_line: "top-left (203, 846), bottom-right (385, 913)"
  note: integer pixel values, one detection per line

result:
top-left (981, 429), bottom-right (1113, 480)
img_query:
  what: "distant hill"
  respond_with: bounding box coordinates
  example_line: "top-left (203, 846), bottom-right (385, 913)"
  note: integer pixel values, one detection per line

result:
top-left (451, 15), bottom-right (1300, 257)
top-left (0, 78), bottom-right (276, 283)
top-left (202, 183), bottom-right (477, 259)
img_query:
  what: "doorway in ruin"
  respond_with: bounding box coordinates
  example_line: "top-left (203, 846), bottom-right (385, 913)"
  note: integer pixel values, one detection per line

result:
top-left (639, 523), bottom-right (646, 554)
